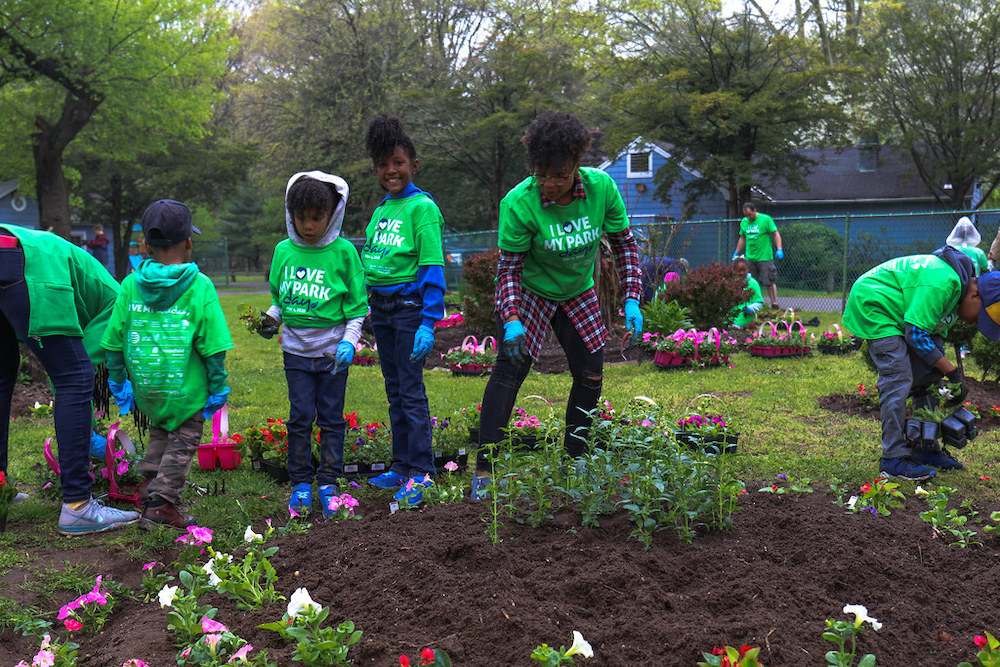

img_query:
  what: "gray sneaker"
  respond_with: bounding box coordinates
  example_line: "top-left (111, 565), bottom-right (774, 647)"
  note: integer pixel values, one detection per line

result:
top-left (57, 498), bottom-right (141, 536)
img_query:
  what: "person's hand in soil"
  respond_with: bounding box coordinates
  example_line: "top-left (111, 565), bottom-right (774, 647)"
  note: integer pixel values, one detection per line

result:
top-left (410, 325), bottom-right (435, 362)
top-left (503, 320), bottom-right (527, 364)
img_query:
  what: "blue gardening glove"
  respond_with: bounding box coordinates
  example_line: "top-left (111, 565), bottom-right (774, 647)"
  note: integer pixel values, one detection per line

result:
top-left (746, 301), bottom-right (763, 313)
top-left (409, 324), bottom-right (435, 362)
top-left (731, 251), bottom-right (740, 261)
top-left (335, 340), bottom-right (355, 371)
top-left (202, 386), bottom-right (231, 419)
top-left (503, 320), bottom-right (527, 365)
top-left (624, 298), bottom-right (643, 342)
top-left (109, 379), bottom-right (134, 416)
top-left (775, 248), bottom-right (784, 260)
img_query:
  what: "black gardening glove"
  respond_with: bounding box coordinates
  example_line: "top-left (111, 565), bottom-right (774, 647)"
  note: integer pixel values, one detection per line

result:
top-left (259, 315), bottom-right (280, 340)
top-left (944, 367), bottom-right (968, 407)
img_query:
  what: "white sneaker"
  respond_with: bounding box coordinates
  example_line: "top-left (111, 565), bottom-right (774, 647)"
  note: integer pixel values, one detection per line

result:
top-left (57, 498), bottom-right (141, 536)
top-left (12, 492), bottom-right (29, 504)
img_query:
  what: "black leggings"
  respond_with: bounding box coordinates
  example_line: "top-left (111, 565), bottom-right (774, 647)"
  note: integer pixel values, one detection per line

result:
top-left (476, 308), bottom-right (603, 472)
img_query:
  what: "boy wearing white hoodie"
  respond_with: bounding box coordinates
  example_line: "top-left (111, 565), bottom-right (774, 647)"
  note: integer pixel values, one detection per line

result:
top-left (260, 172), bottom-right (368, 517)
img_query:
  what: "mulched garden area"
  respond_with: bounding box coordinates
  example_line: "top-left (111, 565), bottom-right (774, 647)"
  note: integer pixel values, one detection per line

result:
top-left (2, 489), bottom-right (1000, 666)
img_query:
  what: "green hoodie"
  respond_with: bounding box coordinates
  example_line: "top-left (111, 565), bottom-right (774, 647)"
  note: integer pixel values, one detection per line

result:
top-left (0, 224), bottom-right (118, 366)
top-left (102, 259), bottom-right (233, 430)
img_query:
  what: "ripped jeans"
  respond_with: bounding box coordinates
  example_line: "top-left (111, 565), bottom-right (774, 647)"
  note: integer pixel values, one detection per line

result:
top-left (476, 308), bottom-right (603, 472)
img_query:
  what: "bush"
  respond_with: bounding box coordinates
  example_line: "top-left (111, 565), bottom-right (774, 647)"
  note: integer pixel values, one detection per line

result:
top-left (641, 297), bottom-right (692, 336)
top-left (460, 248), bottom-right (500, 335)
top-left (970, 332), bottom-right (1000, 383)
top-left (657, 263), bottom-right (747, 330)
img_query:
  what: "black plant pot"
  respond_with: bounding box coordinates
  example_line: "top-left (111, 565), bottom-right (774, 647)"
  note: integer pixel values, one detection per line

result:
top-left (940, 415), bottom-right (969, 448)
top-left (907, 419), bottom-right (940, 450)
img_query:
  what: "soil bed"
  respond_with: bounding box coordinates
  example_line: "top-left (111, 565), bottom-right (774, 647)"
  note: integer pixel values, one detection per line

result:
top-left (2, 491), bottom-right (1000, 666)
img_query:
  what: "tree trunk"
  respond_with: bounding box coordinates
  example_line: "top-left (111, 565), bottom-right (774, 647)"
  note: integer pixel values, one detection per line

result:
top-left (30, 92), bottom-right (102, 238)
top-left (110, 173), bottom-right (127, 281)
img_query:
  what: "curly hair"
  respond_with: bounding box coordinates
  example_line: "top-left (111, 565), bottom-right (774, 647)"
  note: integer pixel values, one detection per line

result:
top-left (286, 176), bottom-right (340, 219)
top-left (521, 111), bottom-right (593, 173)
top-left (365, 113), bottom-right (417, 163)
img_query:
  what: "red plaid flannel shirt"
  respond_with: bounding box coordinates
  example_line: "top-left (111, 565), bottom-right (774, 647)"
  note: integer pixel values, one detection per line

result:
top-left (496, 228), bottom-right (642, 360)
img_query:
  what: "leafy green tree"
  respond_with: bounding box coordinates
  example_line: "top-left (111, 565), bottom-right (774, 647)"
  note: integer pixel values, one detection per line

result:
top-left (861, 0), bottom-right (1000, 209)
top-left (604, 0), bottom-right (845, 219)
top-left (0, 0), bottom-right (234, 236)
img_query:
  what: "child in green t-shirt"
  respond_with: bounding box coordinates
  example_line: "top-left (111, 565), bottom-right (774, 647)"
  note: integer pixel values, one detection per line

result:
top-left (359, 114), bottom-right (446, 506)
top-left (102, 199), bottom-right (233, 530)
top-left (259, 172), bottom-right (368, 518)
top-left (730, 258), bottom-right (764, 328)
top-left (844, 246), bottom-right (1000, 481)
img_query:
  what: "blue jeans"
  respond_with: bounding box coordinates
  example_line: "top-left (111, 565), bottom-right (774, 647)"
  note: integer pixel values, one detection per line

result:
top-left (369, 293), bottom-right (434, 478)
top-left (0, 245), bottom-right (94, 502)
top-left (283, 351), bottom-right (348, 486)
top-left (476, 308), bottom-right (603, 472)
top-left (868, 336), bottom-right (943, 459)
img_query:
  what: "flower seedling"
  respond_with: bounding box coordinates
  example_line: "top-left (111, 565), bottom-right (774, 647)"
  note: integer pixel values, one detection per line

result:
top-left (917, 485), bottom-right (981, 547)
top-left (57, 575), bottom-right (116, 632)
top-left (958, 631), bottom-right (1000, 667)
top-left (12, 632), bottom-right (79, 667)
top-left (822, 604), bottom-right (881, 667)
top-left (697, 644), bottom-right (763, 667)
top-left (176, 617), bottom-right (255, 666)
top-left (845, 478), bottom-right (905, 516)
top-left (324, 492), bottom-right (362, 520)
top-left (423, 461), bottom-right (464, 505)
top-left (759, 473), bottom-right (813, 496)
top-left (530, 630), bottom-right (594, 665)
top-left (258, 587), bottom-right (362, 666)
top-left (160, 571), bottom-right (221, 647)
top-left (399, 647), bottom-right (453, 666)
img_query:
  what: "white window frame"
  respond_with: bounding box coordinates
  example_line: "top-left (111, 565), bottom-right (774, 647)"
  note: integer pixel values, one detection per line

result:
top-left (627, 151), bottom-right (653, 178)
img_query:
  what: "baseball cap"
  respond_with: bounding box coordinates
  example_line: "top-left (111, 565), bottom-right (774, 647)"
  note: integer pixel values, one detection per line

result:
top-left (978, 271), bottom-right (1000, 341)
top-left (141, 199), bottom-right (200, 246)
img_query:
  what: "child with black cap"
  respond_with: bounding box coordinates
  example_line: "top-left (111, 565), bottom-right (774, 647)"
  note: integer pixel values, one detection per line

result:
top-left (101, 199), bottom-right (233, 530)
top-left (844, 246), bottom-right (1000, 481)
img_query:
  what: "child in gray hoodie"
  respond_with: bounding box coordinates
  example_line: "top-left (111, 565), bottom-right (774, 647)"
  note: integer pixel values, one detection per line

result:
top-left (259, 171), bottom-right (368, 517)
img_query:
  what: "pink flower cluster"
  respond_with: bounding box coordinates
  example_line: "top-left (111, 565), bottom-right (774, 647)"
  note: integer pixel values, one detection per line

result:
top-left (677, 414), bottom-right (728, 431)
top-left (176, 525), bottom-right (214, 545)
top-left (14, 634), bottom-right (58, 667)
top-left (326, 492), bottom-right (361, 516)
top-left (57, 575), bottom-right (109, 631)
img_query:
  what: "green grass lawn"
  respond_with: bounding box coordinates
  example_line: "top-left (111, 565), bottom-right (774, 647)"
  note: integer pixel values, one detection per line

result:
top-left (4, 291), bottom-right (998, 558)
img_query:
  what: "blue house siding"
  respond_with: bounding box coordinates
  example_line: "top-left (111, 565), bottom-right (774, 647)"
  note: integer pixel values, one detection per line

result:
top-left (0, 183), bottom-right (39, 229)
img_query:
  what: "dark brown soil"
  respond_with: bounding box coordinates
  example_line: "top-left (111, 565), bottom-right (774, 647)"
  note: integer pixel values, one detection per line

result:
top-left (3, 490), bottom-right (1000, 666)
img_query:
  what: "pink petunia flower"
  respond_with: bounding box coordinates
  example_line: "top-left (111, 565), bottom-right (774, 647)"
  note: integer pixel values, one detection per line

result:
top-left (142, 561), bottom-right (157, 571)
top-left (63, 619), bottom-right (83, 632)
top-left (202, 616), bottom-right (229, 634)
top-left (204, 633), bottom-right (223, 649)
top-left (228, 644), bottom-right (254, 663)
top-left (32, 648), bottom-right (55, 667)
top-left (444, 461), bottom-right (458, 472)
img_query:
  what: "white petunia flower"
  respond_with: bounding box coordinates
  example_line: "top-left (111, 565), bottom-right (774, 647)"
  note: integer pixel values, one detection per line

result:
top-left (158, 584), bottom-right (178, 608)
top-left (244, 525), bottom-right (263, 542)
top-left (202, 559), bottom-right (223, 587)
top-left (286, 587), bottom-right (320, 618)
top-left (843, 604), bottom-right (881, 630)
top-left (564, 630), bottom-right (594, 658)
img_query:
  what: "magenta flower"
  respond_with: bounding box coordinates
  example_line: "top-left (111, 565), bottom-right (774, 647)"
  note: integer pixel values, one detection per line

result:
top-left (202, 616), bottom-right (229, 634)
top-left (142, 561), bottom-right (157, 571)
top-left (228, 644), bottom-right (254, 663)
top-left (63, 618), bottom-right (83, 632)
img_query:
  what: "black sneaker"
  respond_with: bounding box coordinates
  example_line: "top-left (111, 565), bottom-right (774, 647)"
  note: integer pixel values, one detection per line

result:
top-left (911, 449), bottom-right (964, 471)
top-left (879, 457), bottom-right (936, 481)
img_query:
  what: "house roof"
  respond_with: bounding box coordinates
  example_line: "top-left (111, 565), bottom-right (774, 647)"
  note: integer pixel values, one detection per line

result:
top-left (0, 180), bottom-right (19, 199)
top-left (759, 145), bottom-right (934, 203)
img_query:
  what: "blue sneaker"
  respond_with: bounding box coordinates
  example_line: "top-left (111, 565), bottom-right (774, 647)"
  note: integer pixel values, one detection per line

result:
top-left (470, 474), bottom-right (493, 501)
top-left (318, 484), bottom-right (339, 518)
top-left (288, 483), bottom-right (313, 515)
top-left (879, 457), bottom-right (936, 481)
top-left (911, 449), bottom-right (964, 471)
top-left (369, 470), bottom-right (407, 488)
top-left (394, 476), bottom-right (432, 506)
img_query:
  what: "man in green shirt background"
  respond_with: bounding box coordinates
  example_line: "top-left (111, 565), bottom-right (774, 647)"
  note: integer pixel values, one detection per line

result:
top-left (733, 202), bottom-right (783, 309)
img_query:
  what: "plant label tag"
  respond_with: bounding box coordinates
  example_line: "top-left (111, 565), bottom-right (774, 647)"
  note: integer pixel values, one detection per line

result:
top-left (459, 448), bottom-right (466, 456)
top-left (344, 463), bottom-right (359, 474)
top-left (371, 462), bottom-right (387, 472)
top-left (389, 500), bottom-right (399, 515)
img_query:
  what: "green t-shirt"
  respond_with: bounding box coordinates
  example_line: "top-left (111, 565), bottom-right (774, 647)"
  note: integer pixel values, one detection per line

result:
top-left (731, 275), bottom-right (764, 328)
top-left (498, 167), bottom-right (630, 301)
top-left (843, 255), bottom-right (961, 340)
top-left (957, 245), bottom-right (988, 276)
top-left (361, 193), bottom-right (444, 286)
top-left (102, 272), bottom-right (233, 430)
top-left (0, 224), bottom-right (119, 367)
top-left (270, 237), bottom-right (369, 327)
top-left (739, 213), bottom-right (778, 262)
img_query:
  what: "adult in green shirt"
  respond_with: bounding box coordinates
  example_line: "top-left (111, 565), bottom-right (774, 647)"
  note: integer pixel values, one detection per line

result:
top-left (844, 247), bottom-right (1000, 481)
top-left (0, 224), bottom-right (140, 535)
top-left (946, 216), bottom-right (988, 276)
top-left (733, 202), bottom-right (783, 309)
